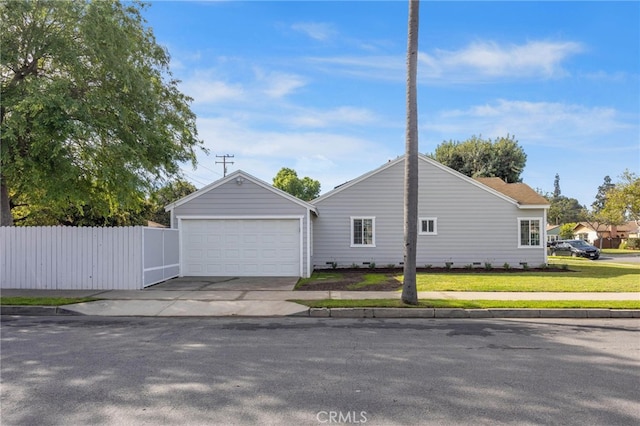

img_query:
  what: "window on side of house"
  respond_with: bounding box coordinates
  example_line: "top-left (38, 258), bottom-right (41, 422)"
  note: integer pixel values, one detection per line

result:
top-left (419, 217), bottom-right (437, 235)
top-left (519, 218), bottom-right (542, 247)
top-left (351, 217), bottom-right (375, 247)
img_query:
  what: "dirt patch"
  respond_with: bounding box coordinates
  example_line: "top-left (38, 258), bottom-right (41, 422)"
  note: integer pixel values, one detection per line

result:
top-left (296, 272), bottom-right (401, 291)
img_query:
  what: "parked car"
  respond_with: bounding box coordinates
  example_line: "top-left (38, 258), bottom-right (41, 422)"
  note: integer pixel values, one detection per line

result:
top-left (549, 240), bottom-right (600, 259)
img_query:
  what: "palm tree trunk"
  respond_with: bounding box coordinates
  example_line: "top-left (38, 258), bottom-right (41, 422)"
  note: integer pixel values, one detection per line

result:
top-left (402, 0), bottom-right (420, 305)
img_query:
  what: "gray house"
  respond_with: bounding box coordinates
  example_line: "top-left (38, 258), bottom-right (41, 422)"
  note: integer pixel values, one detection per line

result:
top-left (166, 154), bottom-right (549, 278)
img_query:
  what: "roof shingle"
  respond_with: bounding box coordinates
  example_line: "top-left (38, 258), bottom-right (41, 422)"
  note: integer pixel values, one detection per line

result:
top-left (475, 177), bottom-right (549, 206)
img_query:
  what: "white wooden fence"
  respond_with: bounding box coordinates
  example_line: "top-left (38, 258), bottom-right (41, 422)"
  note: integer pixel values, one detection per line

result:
top-left (0, 226), bottom-right (179, 290)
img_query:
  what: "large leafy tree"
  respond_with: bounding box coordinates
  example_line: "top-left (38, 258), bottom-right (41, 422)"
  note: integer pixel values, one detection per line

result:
top-left (430, 134), bottom-right (527, 183)
top-left (402, 0), bottom-right (419, 305)
top-left (1, 0), bottom-right (204, 226)
top-left (583, 174), bottom-right (627, 249)
top-left (602, 170), bottom-right (639, 223)
top-left (272, 168), bottom-right (320, 201)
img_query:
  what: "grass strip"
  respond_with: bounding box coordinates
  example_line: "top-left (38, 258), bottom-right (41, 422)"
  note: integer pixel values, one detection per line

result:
top-left (292, 299), bottom-right (640, 310)
top-left (1, 297), bottom-right (99, 306)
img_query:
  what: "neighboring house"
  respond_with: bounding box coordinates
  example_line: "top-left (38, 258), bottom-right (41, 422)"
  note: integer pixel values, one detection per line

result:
top-left (573, 223), bottom-right (598, 243)
top-left (546, 225), bottom-right (561, 243)
top-left (165, 154), bottom-right (549, 278)
top-left (573, 221), bottom-right (640, 245)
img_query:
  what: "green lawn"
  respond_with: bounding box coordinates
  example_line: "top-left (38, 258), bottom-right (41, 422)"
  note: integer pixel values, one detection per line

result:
top-left (413, 260), bottom-right (639, 292)
top-left (601, 248), bottom-right (639, 255)
top-left (294, 299), bottom-right (640, 309)
top-left (0, 297), bottom-right (99, 306)
top-left (299, 260), bottom-right (639, 292)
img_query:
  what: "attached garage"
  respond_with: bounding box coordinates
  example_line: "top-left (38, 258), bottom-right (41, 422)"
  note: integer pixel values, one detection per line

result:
top-left (166, 171), bottom-right (317, 278)
top-left (181, 218), bottom-right (301, 277)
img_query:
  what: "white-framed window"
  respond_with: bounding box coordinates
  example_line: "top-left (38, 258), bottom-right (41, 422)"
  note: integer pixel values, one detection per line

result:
top-left (419, 217), bottom-right (437, 235)
top-left (351, 217), bottom-right (375, 247)
top-left (518, 217), bottom-right (542, 248)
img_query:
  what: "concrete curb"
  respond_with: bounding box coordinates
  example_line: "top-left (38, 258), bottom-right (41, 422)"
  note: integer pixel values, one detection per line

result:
top-left (1, 306), bottom-right (84, 316)
top-left (2, 305), bottom-right (639, 319)
top-left (307, 308), bottom-right (640, 319)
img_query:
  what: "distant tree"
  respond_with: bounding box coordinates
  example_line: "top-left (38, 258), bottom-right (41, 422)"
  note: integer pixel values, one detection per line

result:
top-left (553, 173), bottom-right (561, 199)
top-left (1, 1), bottom-right (204, 226)
top-left (592, 176), bottom-right (615, 213)
top-left (541, 173), bottom-right (585, 225)
top-left (272, 168), bottom-right (320, 201)
top-left (430, 134), bottom-right (526, 183)
top-left (148, 179), bottom-right (197, 226)
top-left (547, 196), bottom-right (585, 225)
top-left (584, 174), bottom-right (626, 248)
top-left (602, 170), bottom-right (640, 223)
top-left (559, 223), bottom-right (577, 240)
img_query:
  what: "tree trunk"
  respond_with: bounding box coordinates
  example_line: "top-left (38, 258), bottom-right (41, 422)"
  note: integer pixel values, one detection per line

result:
top-left (402, 0), bottom-right (420, 305)
top-left (0, 177), bottom-right (14, 226)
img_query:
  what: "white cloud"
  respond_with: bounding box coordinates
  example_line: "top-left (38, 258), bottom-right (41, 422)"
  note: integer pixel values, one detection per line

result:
top-left (310, 40), bottom-right (583, 83)
top-left (287, 106), bottom-right (376, 128)
top-left (421, 41), bottom-right (583, 80)
top-left (179, 70), bottom-right (244, 104)
top-left (291, 22), bottom-right (336, 41)
top-left (254, 69), bottom-right (307, 98)
top-left (426, 99), bottom-right (634, 149)
top-left (307, 55), bottom-right (403, 81)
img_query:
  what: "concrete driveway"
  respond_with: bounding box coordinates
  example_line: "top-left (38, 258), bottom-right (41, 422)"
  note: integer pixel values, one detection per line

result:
top-left (146, 276), bottom-right (299, 291)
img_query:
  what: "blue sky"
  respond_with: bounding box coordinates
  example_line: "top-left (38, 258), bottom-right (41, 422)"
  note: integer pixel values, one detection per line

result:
top-left (142, 0), bottom-right (639, 207)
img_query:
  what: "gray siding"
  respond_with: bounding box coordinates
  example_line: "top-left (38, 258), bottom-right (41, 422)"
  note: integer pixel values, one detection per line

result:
top-left (313, 159), bottom-right (547, 270)
top-left (172, 179), bottom-right (308, 217)
top-left (172, 178), bottom-right (313, 277)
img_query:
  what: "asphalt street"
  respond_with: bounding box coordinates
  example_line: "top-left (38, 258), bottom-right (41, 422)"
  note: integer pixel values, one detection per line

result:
top-left (1, 317), bottom-right (638, 426)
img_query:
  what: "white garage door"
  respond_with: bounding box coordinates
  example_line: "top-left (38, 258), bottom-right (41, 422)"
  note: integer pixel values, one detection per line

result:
top-left (181, 219), bottom-right (300, 276)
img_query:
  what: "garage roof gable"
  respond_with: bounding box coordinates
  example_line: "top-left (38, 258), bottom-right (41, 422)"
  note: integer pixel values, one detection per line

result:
top-left (165, 170), bottom-right (319, 215)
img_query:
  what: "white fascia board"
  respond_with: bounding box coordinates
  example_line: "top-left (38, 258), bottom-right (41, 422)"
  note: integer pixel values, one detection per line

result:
top-left (176, 215), bottom-right (305, 220)
top-left (518, 204), bottom-right (551, 210)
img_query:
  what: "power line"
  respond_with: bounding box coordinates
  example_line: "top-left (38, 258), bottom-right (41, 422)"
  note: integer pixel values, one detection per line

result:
top-left (195, 163), bottom-right (222, 177)
top-left (180, 170), bottom-right (209, 187)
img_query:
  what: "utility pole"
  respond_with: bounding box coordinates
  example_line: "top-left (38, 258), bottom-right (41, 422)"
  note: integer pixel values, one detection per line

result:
top-left (215, 154), bottom-right (234, 177)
